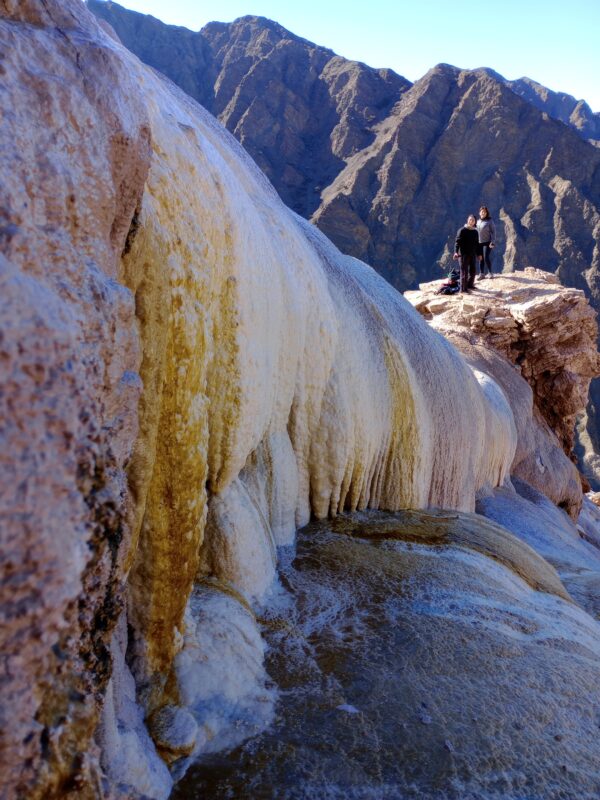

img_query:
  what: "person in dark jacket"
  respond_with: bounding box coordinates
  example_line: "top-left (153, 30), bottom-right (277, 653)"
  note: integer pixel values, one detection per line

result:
top-left (453, 214), bottom-right (479, 292)
top-left (476, 205), bottom-right (496, 278)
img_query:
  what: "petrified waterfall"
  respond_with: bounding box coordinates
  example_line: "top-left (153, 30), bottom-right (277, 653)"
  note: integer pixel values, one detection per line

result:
top-left (3, 3), bottom-right (600, 799)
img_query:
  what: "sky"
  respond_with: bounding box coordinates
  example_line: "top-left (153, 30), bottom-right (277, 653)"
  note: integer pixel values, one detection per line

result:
top-left (102, 0), bottom-right (600, 111)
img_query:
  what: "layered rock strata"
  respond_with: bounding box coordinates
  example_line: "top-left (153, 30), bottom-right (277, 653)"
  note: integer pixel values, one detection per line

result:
top-left (406, 268), bottom-right (600, 501)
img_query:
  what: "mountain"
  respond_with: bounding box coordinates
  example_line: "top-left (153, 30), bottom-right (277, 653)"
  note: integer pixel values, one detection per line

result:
top-left (6, 3), bottom-right (600, 799)
top-left (507, 76), bottom-right (600, 144)
top-left (88, 2), bottom-right (600, 287)
top-left (89, 1), bottom-right (411, 218)
top-left (313, 62), bottom-right (600, 293)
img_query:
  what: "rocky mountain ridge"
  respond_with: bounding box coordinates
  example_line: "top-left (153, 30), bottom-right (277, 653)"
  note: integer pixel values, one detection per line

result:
top-left (88, 2), bottom-right (600, 287)
top-left (507, 75), bottom-right (600, 144)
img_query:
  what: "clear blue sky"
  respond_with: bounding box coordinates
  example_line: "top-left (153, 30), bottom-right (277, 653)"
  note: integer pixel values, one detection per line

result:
top-left (106, 0), bottom-right (600, 111)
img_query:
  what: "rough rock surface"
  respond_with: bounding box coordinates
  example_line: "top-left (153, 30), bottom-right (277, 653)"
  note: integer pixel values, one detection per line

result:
top-left (0, 1), bottom-right (151, 796)
top-left (4, 3), bottom-right (600, 800)
top-left (88, 1), bottom-right (411, 219)
top-left (406, 269), bottom-right (600, 499)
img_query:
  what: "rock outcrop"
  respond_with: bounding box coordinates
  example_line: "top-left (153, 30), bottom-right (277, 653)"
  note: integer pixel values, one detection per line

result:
top-left (4, 3), bottom-right (600, 800)
top-left (406, 269), bottom-right (600, 497)
top-left (0, 1), bottom-right (151, 796)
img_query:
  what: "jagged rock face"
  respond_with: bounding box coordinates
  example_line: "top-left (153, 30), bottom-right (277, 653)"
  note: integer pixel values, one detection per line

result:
top-left (406, 268), bottom-right (600, 505)
top-left (88, 1), bottom-right (411, 219)
top-left (507, 76), bottom-right (600, 144)
top-left (0, 2), bottom-right (151, 796)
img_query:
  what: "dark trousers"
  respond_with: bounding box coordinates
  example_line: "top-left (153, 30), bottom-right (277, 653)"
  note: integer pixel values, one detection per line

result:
top-left (479, 243), bottom-right (493, 274)
top-left (460, 253), bottom-right (476, 291)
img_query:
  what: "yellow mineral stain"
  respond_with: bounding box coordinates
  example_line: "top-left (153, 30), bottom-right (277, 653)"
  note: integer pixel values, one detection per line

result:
top-left (206, 264), bottom-right (243, 493)
top-left (118, 135), bottom-right (222, 682)
top-left (380, 335), bottom-right (423, 509)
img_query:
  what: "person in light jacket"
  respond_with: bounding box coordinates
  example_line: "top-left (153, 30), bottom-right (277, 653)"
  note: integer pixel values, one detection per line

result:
top-left (476, 205), bottom-right (496, 279)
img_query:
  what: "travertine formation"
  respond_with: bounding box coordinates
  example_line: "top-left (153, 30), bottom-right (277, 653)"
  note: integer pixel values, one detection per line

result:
top-left (87, 2), bottom-right (600, 463)
top-left (174, 511), bottom-right (600, 800)
top-left (0, 2), bottom-right (512, 796)
top-left (3, 3), bottom-right (600, 800)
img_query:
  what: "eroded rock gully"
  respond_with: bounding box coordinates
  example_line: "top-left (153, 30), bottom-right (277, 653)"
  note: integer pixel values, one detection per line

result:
top-left (3, 3), bottom-right (600, 800)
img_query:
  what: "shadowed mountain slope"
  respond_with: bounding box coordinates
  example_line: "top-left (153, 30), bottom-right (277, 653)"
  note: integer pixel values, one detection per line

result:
top-left (507, 76), bottom-right (600, 144)
top-left (88, 3), bottom-right (600, 292)
top-left (89, 1), bottom-right (411, 218)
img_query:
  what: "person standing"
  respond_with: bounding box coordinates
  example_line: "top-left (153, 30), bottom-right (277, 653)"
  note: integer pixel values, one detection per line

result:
top-left (453, 214), bottom-right (479, 293)
top-left (476, 205), bottom-right (496, 279)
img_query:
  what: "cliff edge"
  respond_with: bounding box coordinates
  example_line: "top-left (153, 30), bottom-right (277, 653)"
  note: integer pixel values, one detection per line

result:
top-left (406, 268), bottom-right (600, 498)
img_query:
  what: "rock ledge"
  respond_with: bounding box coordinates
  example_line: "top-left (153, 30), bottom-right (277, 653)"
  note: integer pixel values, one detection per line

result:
top-left (406, 268), bottom-right (600, 459)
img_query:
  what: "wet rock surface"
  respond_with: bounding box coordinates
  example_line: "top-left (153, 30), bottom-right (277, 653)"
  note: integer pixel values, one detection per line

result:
top-left (172, 513), bottom-right (600, 800)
